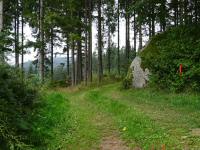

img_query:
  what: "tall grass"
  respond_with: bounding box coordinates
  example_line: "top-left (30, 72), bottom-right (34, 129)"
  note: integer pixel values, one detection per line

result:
top-left (30, 92), bottom-right (74, 150)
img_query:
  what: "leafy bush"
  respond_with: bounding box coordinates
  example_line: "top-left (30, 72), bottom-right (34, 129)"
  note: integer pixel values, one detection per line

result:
top-left (0, 64), bottom-right (40, 149)
top-left (140, 25), bottom-right (200, 92)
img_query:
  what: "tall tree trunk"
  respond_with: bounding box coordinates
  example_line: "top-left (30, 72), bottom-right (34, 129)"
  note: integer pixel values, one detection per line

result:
top-left (0, 0), bottom-right (3, 31)
top-left (125, 10), bottom-right (130, 66)
top-left (66, 37), bottom-right (70, 77)
top-left (98, 0), bottom-right (103, 83)
top-left (50, 28), bottom-right (54, 82)
top-left (15, 2), bottom-right (20, 68)
top-left (71, 40), bottom-right (75, 86)
top-left (39, 0), bottom-right (45, 82)
top-left (76, 28), bottom-right (82, 85)
top-left (0, 0), bottom-right (3, 62)
top-left (88, 0), bottom-right (93, 82)
top-left (184, 0), bottom-right (188, 24)
top-left (133, 10), bottom-right (137, 52)
top-left (139, 24), bottom-right (143, 51)
top-left (17, 15), bottom-right (20, 67)
top-left (194, 0), bottom-right (198, 24)
top-left (152, 17), bottom-right (155, 36)
top-left (174, 0), bottom-right (179, 26)
top-left (151, 3), bottom-right (155, 36)
top-left (84, 29), bottom-right (88, 85)
top-left (149, 18), bottom-right (152, 38)
top-left (117, 1), bottom-right (120, 75)
top-left (125, 13), bottom-right (128, 59)
top-left (21, 0), bottom-right (24, 77)
top-left (84, 0), bottom-right (88, 85)
top-left (179, 0), bottom-right (183, 25)
top-left (160, 0), bottom-right (166, 31)
top-left (127, 14), bottom-right (130, 60)
top-left (107, 25), bottom-right (111, 74)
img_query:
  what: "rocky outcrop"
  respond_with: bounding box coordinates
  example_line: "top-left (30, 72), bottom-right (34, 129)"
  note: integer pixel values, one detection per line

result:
top-left (130, 56), bottom-right (150, 88)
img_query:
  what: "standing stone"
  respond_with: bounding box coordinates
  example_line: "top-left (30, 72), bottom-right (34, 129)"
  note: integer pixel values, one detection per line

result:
top-left (130, 56), bottom-right (150, 88)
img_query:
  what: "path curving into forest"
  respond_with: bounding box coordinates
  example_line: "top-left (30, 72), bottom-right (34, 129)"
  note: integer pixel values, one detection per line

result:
top-left (55, 83), bottom-right (200, 150)
top-left (63, 88), bottom-right (130, 150)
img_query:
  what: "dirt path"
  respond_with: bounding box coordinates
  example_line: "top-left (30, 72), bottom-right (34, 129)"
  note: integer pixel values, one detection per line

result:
top-left (100, 134), bottom-right (130, 150)
top-left (59, 84), bottom-right (200, 149)
top-left (64, 90), bottom-right (131, 150)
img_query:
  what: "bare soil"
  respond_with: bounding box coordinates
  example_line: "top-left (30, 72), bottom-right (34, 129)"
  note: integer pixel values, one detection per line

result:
top-left (100, 134), bottom-right (130, 150)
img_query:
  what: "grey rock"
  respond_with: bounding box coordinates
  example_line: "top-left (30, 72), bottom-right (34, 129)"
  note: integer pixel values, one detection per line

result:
top-left (130, 56), bottom-right (150, 88)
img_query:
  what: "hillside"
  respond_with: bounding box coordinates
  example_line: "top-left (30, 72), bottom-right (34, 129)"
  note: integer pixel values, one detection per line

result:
top-left (140, 25), bottom-right (200, 92)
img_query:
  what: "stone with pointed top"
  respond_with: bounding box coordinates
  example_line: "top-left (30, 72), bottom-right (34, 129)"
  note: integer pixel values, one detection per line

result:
top-left (130, 56), bottom-right (150, 88)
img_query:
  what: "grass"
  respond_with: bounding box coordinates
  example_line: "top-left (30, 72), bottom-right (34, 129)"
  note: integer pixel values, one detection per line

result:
top-left (100, 84), bottom-right (200, 149)
top-left (31, 82), bottom-right (200, 150)
top-left (60, 88), bottom-right (118, 150)
top-left (64, 91), bottom-right (102, 150)
top-left (85, 88), bottom-right (175, 149)
top-left (31, 92), bottom-right (74, 150)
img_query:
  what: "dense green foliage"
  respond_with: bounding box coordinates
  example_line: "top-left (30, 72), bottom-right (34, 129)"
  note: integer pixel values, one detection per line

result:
top-left (0, 64), bottom-right (73, 149)
top-left (0, 64), bottom-right (39, 149)
top-left (141, 25), bottom-right (200, 92)
top-left (0, 0), bottom-right (200, 149)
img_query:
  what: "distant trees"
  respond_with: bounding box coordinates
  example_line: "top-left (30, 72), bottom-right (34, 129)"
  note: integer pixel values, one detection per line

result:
top-left (0, 0), bottom-right (200, 85)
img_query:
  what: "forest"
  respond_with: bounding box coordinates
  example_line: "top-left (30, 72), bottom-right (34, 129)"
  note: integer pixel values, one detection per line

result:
top-left (0, 0), bottom-right (200, 149)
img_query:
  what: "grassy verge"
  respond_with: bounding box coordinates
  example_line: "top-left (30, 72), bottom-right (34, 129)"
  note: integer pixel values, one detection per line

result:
top-left (119, 86), bottom-right (200, 148)
top-left (85, 89), bottom-right (174, 149)
top-left (31, 92), bottom-right (74, 150)
top-left (30, 82), bottom-right (200, 150)
top-left (60, 89), bottom-right (118, 150)
top-left (84, 83), bottom-right (200, 149)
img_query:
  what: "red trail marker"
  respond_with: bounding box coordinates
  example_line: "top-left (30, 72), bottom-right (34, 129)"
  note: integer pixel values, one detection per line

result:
top-left (179, 64), bottom-right (183, 77)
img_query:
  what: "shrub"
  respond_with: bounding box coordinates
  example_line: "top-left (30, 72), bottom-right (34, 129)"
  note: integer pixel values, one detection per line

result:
top-left (0, 64), bottom-right (40, 149)
top-left (140, 25), bottom-right (200, 92)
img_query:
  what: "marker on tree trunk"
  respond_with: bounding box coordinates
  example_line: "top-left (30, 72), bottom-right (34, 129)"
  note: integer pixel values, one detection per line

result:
top-left (179, 64), bottom-right (183, 77)
top-left (161, 144), bottom-right (166, 150)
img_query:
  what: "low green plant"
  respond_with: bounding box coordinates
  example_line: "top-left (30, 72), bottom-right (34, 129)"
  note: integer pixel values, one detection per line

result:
top-left (0, 64), bottom-right (40, 149)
